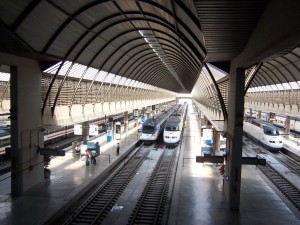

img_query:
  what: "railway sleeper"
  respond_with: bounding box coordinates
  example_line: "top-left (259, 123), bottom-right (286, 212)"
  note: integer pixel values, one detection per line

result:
top-left (137, 210), bottom-right (159, 215)
top-left (133, 218), bottom-right (162, 224)
top-left (141, 204), bottom-right (160, 208)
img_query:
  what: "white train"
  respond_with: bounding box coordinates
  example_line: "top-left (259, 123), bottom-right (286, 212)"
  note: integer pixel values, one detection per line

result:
top-left (163, 103), bottom-right (188, 146)
top-left (273, 114), bottom-right (300, 134)
top-left (243, 118), bottom-right (283, 152)
top-left (139, 107), bottom-right (176, 143)
top-left (245, 108), bottom-right (300, 134)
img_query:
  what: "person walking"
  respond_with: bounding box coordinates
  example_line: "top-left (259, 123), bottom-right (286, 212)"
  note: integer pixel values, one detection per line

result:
top-left (116, 143), bottom-right (120, 156)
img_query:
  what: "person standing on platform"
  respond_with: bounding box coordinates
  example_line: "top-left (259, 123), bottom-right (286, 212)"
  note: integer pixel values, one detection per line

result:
top-left (116, 143), bottom-right (120, 156)
top-left (85, 149), bottom-right (90, 166)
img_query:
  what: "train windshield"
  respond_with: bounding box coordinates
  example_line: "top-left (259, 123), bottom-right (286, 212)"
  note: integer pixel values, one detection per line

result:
top-left (165, 126), bottom-right (179, 131)
top-left (263, 126), bottom-right (279, 136)
top-left (142, 119), bottom-right (155, 133)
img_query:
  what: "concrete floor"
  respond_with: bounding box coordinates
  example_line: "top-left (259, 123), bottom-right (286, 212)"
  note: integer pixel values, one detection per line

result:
top-left (0, 104), bottom-right (300, 225)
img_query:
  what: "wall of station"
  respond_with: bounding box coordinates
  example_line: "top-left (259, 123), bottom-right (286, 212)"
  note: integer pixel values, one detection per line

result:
top-left (245, 90), bottom-right (300, 116)
top-left (42, 97), bottom-right (176, 126)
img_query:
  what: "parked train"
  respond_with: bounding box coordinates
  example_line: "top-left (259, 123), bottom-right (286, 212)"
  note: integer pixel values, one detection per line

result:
top-left (139, 106), bottom-right (176, 144)
top-left (163, 103), bottom-right (188, 146)
top-left (245, 108), bottom-right (300, 135)
top-left (0, 112), bottom-right (131, 154)
top-left (243, 118), bottom-right (283, 152)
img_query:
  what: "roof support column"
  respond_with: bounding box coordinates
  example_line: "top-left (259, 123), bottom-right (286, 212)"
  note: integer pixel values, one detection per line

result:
top-left (10, 61), bottom-right (43, 196)
top-left (224, 67), bottom-right (245, 210)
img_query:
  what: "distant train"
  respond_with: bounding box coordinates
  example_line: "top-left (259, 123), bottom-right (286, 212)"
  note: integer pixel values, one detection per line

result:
top-left (245, 108), bottom-right (300, 135)
top-left (0, 112), bottom-right (131, 154)
top-left (163, 103), bottom-right (188, 146)
top-left (243, 118), bottom-right (283, 152)
top-left (139, 106), bottom-right (176, 144)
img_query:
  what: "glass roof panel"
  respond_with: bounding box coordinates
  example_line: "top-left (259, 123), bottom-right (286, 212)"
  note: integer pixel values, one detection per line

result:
top-left (289, 81), bottom-right (299, 89)
top-left (276, 83), bottom-right (284, 90)
top-left (0, 72), bottom-right (10, 81)
top-left (84, 67), bottom-right (98, 80)
top-left (282, 83), bottom-right (291, 89)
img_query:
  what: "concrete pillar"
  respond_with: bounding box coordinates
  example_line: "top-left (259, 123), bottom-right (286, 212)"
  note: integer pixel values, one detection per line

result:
top-left (203, 116), bottom-right (208, 127)
top-left (82, 121), bottom-right (89, 144)
top-left (224, 67), bottom-right (245, 210)
top-left (213, 128), bottom-right (220, 155)
top-left (285, 116), bottom-right (290, 134)
top-left (124, 111), bottom-right (128, 132)
top-left (10, 60), bottom-right (43, 196)
top-left (257, 110), bottom-right (262, 119)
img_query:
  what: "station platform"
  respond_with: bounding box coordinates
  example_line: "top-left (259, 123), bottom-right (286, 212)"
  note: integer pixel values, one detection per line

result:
top-left (0, 109), bottom-right (300, 224)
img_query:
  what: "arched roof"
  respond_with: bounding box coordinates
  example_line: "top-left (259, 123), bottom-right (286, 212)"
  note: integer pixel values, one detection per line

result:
top-left (1, 0), bottom-right (300, 120)
top-left (0, 0), bottom-right (273, 92)
top-left (0, 0), bottom-right (207, 93)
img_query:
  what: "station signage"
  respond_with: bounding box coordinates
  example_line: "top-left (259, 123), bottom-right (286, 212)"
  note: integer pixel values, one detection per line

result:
top-left (89, 124), bottom-right (98, 136)
top-left (74, 124), bottom-right (82, 135)
top-left (133, 109), bottom-right (139, 117)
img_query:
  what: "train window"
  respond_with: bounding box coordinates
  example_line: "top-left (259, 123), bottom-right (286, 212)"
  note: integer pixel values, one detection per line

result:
top-left (263, 127), bottom-right (279, 136)
top-left (143, 125), bottom-right (155, 133)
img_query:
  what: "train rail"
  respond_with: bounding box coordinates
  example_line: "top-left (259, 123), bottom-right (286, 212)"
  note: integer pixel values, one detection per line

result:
top-left (258, 163), bottom-right (300, 210)
top-left (127, 147), bottom-right (177, 225)
top-left (63, 145), bottom-right (151, 225)
top-left (273, 153), bottom-right (300, 177)
top-left (243, 142), bottom-right (300, 211)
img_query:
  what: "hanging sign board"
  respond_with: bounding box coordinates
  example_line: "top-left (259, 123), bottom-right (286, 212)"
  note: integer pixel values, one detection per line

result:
top-left (89, 124), bottom-right (98, 136)
top-left (146, 106), bottom-right (152, 113)
top-left (74, 124), bottom-right (82, 135)
top-left (133, 109), bottom-right (139, 117)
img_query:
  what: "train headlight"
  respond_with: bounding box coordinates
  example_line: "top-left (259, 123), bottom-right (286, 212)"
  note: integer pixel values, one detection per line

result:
top-left (279, 141), bottom-right (282, 143)
top-left (269, 140), bottom-right (275, 143)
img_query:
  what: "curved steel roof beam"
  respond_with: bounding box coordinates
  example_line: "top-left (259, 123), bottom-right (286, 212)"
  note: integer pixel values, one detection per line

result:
top-left (91, 45), bottom-right (154, 100)
top-left (50, 29), bottom-right (182, 114)
top-left (282, 55), bottom-right (300, 75)
top-left (42, 6), bottom-right (202, 113)
top-left (80, 40), bottom-right (152, 109)
top-left (115, 37), bottom-right (200, 80)
top-left (43, 24), bottom-right (200, 114)
top-left (163, 50), bottom-right (193, 73)
top-left (262, 62), bottom-right (292, 90)
top-left (255, 66), bottom-right (280, 90)
top-left (42, 0), bottom-right (205, 57)
top-left (204, 63), bottom-right (227, 119)
top-left (244, 63), bottom-right (262, 95)
top-left (94, 57), bottom-right (164, 105)
top-left (11, 0), bottom-right (42, 32)
top-left (271, 59), bottom-right (300, 88)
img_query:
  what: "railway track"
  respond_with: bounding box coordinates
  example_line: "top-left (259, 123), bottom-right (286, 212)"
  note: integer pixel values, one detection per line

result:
top-left (274, 153), bottom-right (300, 176)
top-left (127, 147), bottom-right (176, 225)
top-left (243, 143), bottom-right (300, 210)
top-left (63, 145), bottom-right (152, 225)
top-left (258, 163), bottom-right (300, 210)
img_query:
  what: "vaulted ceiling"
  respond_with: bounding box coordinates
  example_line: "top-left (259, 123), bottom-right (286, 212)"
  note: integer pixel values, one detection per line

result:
top-left (1, 0), bottom-right (298, 95)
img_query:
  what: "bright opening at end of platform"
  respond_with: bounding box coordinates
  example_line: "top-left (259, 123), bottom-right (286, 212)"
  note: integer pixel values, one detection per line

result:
top-left (176, 93), bottom-right (192, 98)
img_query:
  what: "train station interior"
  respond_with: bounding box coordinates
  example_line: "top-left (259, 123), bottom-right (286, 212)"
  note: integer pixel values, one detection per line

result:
top-left (0, 0), bottom-right (300, 224)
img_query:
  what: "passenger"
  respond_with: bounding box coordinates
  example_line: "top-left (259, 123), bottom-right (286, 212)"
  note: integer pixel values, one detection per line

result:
top-left (75, 145), bottom-right (80, 159)
top-left (91, 150), bottom-right (97, 164)
top-left (116, 143), bottom-right (120, 156)
top-left (85, 149), bottom-right (90, 166)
